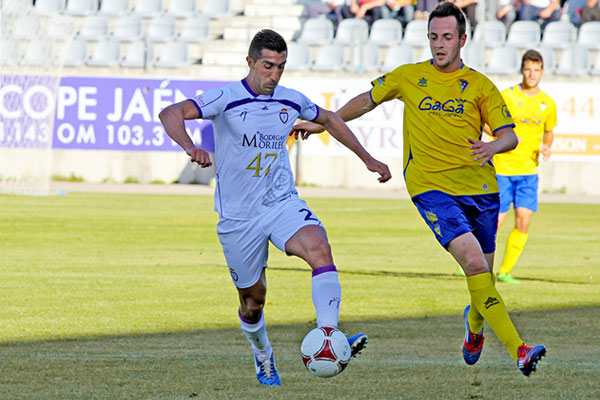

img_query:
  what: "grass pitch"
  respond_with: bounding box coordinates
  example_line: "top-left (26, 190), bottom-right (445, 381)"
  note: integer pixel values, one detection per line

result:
top-left (0, 192), bottom-right (598, 399)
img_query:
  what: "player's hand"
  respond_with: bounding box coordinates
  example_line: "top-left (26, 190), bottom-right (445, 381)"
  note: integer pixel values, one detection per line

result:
top-left (365, 157), bottom-right (392, 183)
top-left (541, 145), bottom-right (551, 161)
top-left (186, 146), bottom-right (213, 168)
top-left (468, 138), bottom-right (497, 166)
top-left (289, 121), bottom-right (326, 140)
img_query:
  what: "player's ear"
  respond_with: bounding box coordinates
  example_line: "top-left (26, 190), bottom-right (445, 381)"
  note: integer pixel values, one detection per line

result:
top-left (246, 56), bottom-right (254, 70)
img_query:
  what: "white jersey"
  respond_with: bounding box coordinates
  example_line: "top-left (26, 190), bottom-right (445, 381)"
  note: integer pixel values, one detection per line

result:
top-left (191, 79), bottom-right (320, 220)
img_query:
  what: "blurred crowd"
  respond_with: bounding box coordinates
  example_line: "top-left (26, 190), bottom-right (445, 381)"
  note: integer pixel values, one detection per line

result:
top-left (305, 0), bottom-right (600, 34)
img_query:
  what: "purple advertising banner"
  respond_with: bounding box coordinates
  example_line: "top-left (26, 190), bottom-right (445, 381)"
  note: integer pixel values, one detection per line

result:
top-left (0, 74), bottom-right (60, 149)
top-left (1, 75), bottom-right (229, 152)
top-left (54, 76), bottom-right (229, 152)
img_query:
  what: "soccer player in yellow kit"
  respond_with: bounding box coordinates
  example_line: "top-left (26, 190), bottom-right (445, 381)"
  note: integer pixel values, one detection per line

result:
top-left (493, 50), bottom-right (557, 285)
top-left (291, 2), bottom-right (547, 376)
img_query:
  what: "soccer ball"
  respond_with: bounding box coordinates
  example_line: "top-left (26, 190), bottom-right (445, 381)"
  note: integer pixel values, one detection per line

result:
top-left (301, 326), bottom-right (351, 378)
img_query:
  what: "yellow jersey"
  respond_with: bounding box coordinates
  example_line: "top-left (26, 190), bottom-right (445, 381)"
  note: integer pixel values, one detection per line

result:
top-left (370, 61), bottom-right (514, 197)
top-left (493, 85), bottom-right (557, 176)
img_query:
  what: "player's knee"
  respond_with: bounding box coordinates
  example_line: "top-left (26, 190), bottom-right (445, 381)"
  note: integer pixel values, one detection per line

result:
top-left (515, 218), bottom-right (530, 233)
top-left (306, 240), bottom-right (333, 265)
top-left (240, 298), bottom-right (265, 321)
top-left (462, 254), bottom-right (489, 274)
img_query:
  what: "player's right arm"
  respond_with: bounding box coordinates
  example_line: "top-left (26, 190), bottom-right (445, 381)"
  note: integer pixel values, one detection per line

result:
top-left (159, 100), bottom-right (212, 168)
top-left (290, 91), bottom-right (377, 139)
top-left (313, 106), bottom-right (391, 183)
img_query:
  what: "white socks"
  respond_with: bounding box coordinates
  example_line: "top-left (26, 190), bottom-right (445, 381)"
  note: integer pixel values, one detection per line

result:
top-left (311, 265), bottom-right (341, 328)
top-left (239, 309), bottom-right (270, 351)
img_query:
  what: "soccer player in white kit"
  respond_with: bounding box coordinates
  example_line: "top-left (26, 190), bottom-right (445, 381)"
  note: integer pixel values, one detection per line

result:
top-left (159, 29), bottom-right (392, 386)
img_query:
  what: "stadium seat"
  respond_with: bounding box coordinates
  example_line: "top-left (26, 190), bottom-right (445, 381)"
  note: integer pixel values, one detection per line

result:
top-left (98, 0), bottom-right (130, 16)
top-left (578, 21), bottom-right (600, 50)
top-left (311, 43), bottom-right (345, 71)
top-left (462, 41), bottom-right (484, 70)
top-left (485, 45), bottom-right (520, 75)
top-left (285, 42), bottom-right (311, 71)
top-left (153, 40), bottom-right (189, 68)
top-left (133, 0), bottom-right (163, 17)
top-left (368, 19), bottom-right (402, 47)
top-left (86, 38), bottom-right (121, 67)
top-left (62, 38), bottom-right (88, 67)
top-left (380, 44), bottom-right (415, 72)
top-left (147, 15), bottom-right (177, 42)
top-left (334, 18), bottom-right (369, 46)
top-left (554, 46), bottom-right (591, 76)
top-left (21, 40), bottom-right (53, 66)
top-left (348, 44), bottom-right (380, 72)
top-left (63, 0), bottom-right (97, 16)
top-left (203, 0), bottom-right (231, 19)
top-left (168, 0), bottom-right (197, 17)
top-left (535, 45), bottom-right (556, 71)
top-left (473, 20), bottom-right (506, 48)
top-left (34, 0), bottom-right (64, 13)
top-left (12, 15), bottom-right (41, 39)
top-left (77, 16), bottom-right (109, 41)
top-left (0, 40), bottom-right (20, 66)
top-left (506, 21), bottom-right (541, 49)
top-left (417, 47), bottom-right (432, 62)
top-left (47, 18), bottom-right (77, 39)
top-left (298, 18), bottom-right (334, 45)
top-left (590, 52), bottom-right (600, 76)
top-left (403, 20), bottom-right (429, 47)
top-left (541, 21), bottom-right (576, 49)
top-left (179, 15), bottom-right (211, 42)
top-left (112, 15), bottom-right (142, 42)
top-left (120, 40), bottom-right (147, 68)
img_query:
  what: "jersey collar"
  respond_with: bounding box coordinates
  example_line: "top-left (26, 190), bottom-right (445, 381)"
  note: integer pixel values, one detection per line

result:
top-left (241, 79), bottom-right (274, 98)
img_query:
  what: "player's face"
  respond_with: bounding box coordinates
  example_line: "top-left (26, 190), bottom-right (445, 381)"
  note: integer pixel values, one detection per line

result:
top-left (246, 49), bottom-right (287, 95)
top-left (521, 60), bottom-right (543, 89)
top-left (428, 16), bottom-right (466, 73)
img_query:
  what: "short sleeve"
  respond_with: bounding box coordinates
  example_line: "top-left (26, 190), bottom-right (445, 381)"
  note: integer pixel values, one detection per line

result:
top-left (297, 92), bottom-right (320, 122)
top-left (370, 67), bottom-right (404, 105)
top-left (481, 82), bottom-right (515, 133)
top-left (190, 88), bottom-right (227, 120)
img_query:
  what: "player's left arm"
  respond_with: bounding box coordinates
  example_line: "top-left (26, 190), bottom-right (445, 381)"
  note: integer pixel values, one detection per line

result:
top-left (541, 129), bottom-right (554, 161)
top-left (313, 107), bottom-right (391, 183)
top-left (469, 127), bottom-right (518, 166)
top-left (474, 82), bottom-right (517, 165)
top-left (541, 98), bottom-right (557, 161)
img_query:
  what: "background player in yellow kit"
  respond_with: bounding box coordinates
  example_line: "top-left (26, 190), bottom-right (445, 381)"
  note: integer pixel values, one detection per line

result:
top-left (493, 50), bottom-right (557, 284)
top-left (291, 2), bottom-right (547, 376)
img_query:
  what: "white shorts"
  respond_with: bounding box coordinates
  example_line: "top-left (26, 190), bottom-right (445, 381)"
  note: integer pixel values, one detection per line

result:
top-left (216, 196), bottom-right (324, 289)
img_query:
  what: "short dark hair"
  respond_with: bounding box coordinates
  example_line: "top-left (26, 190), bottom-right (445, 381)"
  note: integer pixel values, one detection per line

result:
top-left (248, 29), bottom-right (287, 60)
top-left (428, 2), bottom-right (467, 38)
top-left (521, 49), bottom-right (544, 70)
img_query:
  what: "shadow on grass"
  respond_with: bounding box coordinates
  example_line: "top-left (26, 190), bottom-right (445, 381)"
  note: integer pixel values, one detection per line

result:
top-left (0, 307), bottom-right (598, 400)
top-left (272, 267), bottom-right (595, 285)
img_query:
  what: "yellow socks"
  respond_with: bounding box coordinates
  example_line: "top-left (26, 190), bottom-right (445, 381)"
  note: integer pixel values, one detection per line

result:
top-left (467, 273), bottom-right (523, 361)
top-left (468, 300), bottom-right (485, 334)
top-left (499, 228), bottom-right (528, 275)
